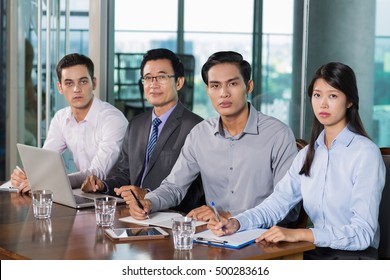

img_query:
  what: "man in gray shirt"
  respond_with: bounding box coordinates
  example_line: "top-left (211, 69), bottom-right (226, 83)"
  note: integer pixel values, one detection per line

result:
top-left (129, 51), bottom-right (298, 225)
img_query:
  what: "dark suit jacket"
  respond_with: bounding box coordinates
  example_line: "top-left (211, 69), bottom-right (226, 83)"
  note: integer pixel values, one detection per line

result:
top-left (105, 102), bottom-right (205, 213)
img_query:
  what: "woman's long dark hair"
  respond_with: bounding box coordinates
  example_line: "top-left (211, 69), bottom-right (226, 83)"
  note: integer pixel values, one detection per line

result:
top-left (299, 62), bottom-right (369, 176)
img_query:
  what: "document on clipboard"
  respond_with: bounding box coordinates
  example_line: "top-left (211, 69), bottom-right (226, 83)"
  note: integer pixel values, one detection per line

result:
top-left (119, 212), bottom-right (207, 229)
top-left (193, 228), bottom-right (267, 249)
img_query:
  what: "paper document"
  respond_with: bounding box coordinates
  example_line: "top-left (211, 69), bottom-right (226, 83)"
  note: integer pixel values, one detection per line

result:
top-left (119, 212), bottom-right (207, 229)
top-left (0, 180), bottom-right (18, 192)
top-left (193, 228), bottom-right (267, 249)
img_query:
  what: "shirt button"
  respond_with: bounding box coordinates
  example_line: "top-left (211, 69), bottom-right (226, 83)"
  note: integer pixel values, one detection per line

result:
top-left (231, 191), bottom-right (234, 194)
top-left (229, 167), bottom-right (233, 170)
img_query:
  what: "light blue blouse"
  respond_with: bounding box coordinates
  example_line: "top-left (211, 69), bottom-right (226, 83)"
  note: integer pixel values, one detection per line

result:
top-left (235, 126), bottom-right (386, 250)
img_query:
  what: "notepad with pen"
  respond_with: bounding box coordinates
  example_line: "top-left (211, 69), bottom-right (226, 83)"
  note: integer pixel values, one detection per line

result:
top-left (0, 180), bottom-right (18, 192)
top-left (193, 228), bottom-right (267, 249)
top-left (119, 212), bottom-right (207, 229)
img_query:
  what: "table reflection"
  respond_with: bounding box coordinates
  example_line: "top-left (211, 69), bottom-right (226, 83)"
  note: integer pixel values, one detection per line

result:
top-left (32, 218), bottom-right (52, 244)
top-left (94, 226), bottom-right (116, 255)
top-left (173, 249), bottom-right (193, 260)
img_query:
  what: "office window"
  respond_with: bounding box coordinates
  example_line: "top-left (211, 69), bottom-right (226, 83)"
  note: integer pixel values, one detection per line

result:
top-left (115, 0), bottom-right (178, 53)
top-left (184, 0), bottom-right (254, 118)
top-left (114, 0), bottom-right (178, 113)
top-left (261, 0), bottom-right (294, 125)
top-left (373, 0), bottom-right (390, 146)
top-left (113, 0), bottom-right (295, 124)
top-left (113, 0), bottom-right (258, 119)
top-left (112, 0), bottom-right (389, 147)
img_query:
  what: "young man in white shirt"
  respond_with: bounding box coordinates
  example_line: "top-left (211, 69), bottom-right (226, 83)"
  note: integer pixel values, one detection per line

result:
top-left (11, 53), bottom-right (128, 192)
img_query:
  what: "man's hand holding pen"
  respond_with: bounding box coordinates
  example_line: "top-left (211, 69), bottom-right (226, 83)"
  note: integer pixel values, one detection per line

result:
top-left (10, 166), bottom-right (30, 194)
top-left (208, 217), bottom-right (241, 237)
top-left (128, 197), bottom-right (152, 220)
top-left (114, 185), bottom-right (148, 205)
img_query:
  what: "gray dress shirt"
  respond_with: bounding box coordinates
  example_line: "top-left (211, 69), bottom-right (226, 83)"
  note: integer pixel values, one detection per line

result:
top-left (146, 103), bottom-right (298, 218)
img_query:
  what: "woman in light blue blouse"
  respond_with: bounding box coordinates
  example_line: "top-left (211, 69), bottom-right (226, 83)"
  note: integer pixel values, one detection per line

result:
top-left (209, 62), bottom-right (386, 259)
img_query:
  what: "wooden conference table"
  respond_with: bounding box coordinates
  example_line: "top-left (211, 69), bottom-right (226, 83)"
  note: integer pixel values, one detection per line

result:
top-left (0, 191), bottom-right (315, 260)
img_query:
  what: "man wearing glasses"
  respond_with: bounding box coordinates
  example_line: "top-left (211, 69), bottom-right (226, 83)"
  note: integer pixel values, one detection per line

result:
top-left (81, 48), bottom-right (205, 214)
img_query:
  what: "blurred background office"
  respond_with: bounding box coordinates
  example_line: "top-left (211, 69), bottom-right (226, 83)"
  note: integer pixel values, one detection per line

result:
top-left (0, 0), bottom-right (389, 181)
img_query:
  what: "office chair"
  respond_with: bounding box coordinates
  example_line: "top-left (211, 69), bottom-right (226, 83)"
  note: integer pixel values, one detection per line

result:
top-left (114, 53), bottom-right (146, 119)
top-left (177, 54), bottom-right (195, 111)
top-left (295, 138), bottom-right (308, 152)
top-left (380, 147), bottom-right (390, 155)
top-left (379, 148), bottom-right (390, 259)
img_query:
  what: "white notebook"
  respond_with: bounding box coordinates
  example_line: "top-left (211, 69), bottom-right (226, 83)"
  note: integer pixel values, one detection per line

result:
top-left (0, 180), bottom-right (18, 192)
top-left (119, 212), bottom-right (207, 229)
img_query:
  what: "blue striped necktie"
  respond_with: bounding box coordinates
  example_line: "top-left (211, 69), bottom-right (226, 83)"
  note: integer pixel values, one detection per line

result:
top-left (146, 117), bottom-right (162, 161)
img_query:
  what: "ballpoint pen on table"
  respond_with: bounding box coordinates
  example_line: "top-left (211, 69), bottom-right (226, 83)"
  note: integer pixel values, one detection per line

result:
top-left (130, 189), bottom-right (150, 219)
top-left (196, 237), bottom-right (228, 244)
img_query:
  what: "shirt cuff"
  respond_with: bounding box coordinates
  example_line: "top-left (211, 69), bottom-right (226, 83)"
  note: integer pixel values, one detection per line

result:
top-left (68, 172), bottom-right (85, 189)
top-left (234, 214), bottom-right (250, 232)
top-left (145, 192), bottom-right (160, 213)
top-left (310, 228), bottom-right (330, 247)
top-left (101, 181), bottom-right (109, 194)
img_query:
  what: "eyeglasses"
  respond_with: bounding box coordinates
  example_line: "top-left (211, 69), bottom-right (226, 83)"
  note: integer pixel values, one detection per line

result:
top-left (141, 74), bottom-right (175, 85)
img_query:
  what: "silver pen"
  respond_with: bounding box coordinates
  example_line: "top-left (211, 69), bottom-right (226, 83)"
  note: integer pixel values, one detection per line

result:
top-left (16, 165), bottom-right (25, 175)
top-left (15, 165), bottom-right (27, 192)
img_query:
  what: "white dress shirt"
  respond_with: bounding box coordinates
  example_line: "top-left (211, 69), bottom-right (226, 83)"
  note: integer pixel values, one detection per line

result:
top-left (43, 96), bottom-right (128, 187)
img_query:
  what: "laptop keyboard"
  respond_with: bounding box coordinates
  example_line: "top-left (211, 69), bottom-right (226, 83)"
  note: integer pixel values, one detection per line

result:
top-left (74, 195), bottom-right (94, 204)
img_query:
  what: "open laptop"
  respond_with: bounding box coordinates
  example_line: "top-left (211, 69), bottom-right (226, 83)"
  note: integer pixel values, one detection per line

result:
top-left (16, 143), bottom-right (124, 209)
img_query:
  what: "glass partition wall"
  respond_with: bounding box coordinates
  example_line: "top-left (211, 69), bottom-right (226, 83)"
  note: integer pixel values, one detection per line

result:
top-left (5, 0), bottom-right (89, 178)
top-left (0, 0), bottom-right (6, 180)
top-left (112, 0), bottom-right (390, 147)
top-left (2, 0), bottom-right (390, 180)
top-left (113, 0), bottom-right (296, 122)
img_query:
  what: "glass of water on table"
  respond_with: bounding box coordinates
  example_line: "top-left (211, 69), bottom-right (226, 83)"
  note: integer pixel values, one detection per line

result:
top-left (32, 190), bottom-right (53, 219)
top-left (172, 216), bottom-right (196, 250)
top-left (94, 197), bottom-right (117, 227)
